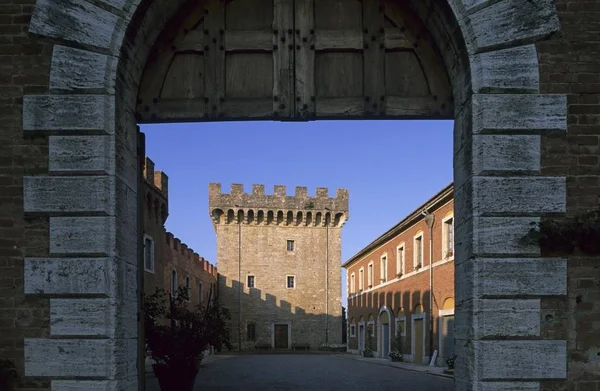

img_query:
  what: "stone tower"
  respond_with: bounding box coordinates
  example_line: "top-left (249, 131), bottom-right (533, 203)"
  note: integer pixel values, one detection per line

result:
top-left (209, 183), bottom-right (349, 350)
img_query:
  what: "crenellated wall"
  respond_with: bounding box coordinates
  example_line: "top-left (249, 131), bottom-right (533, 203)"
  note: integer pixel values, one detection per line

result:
top-left (164, 232), bottom-right (217, 307)
top-left (209, 183), bottom-right (349, 228)
top-left (142, 157), bottom-right (216, 307)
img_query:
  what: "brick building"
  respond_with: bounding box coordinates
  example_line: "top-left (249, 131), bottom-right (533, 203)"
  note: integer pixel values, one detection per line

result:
top-left (344, 184), bottom-right (454, 366)
top-left (142, 157), bottom-right (217, 308)
top-left (209, 183), bottom-right (349, 350)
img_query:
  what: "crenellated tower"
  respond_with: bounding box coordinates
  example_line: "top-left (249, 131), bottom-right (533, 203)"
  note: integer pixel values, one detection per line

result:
top-left (209, 183), bottom-right (349, 351)
top-left (209, 183), bottom-right (349, 229)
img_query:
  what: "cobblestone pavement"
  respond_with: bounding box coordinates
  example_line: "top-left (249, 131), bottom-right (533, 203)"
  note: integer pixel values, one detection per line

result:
top-left (147, 354), bottom-right (454, 390)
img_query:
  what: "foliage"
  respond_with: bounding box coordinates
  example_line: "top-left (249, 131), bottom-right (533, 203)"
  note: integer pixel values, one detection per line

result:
top-left (0, 359), bottom-right (18, 391)
top-left (144, 285), bottom-right (232, 367)
top-left (362, 330), bottom-right (374, 357)
top-left (446, 355), bottom-right (457, 369)
top-left (318, 343), bottom-right (347, 352)
top-left (520, 209), bottom-right (600, 255)
top-left (342, 306), bottom-right (347, 344)
top-left (388, 333), bottom-right (404, 361)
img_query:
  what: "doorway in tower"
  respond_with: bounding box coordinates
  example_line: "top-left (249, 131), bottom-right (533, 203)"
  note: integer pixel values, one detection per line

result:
top-left (273, 323), bottom-right (291, 349)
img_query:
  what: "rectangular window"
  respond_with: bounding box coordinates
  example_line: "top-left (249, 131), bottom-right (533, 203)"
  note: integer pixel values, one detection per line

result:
top-left (444, 217), bottom-right (454, 258)
top-left (287, 275), bottom-right (295, 289)
top-left (287, 240), bottom-right (295, 252)
top-left (247, 275), bottom-right (255, 288)
top-left (185, 276), bottom-right (191, 302)
top-left (359, 268), bottom-right (364, 290)
top-left (414, 235), bottom-right (423, 269)
top-left (350, 272), bottom-right (355, 293)
top-left (170, 269), bottom-right (177, 297)
top-left (198, 282), bottom-right (203, 304)
top-left (396, 244), bottom-right (405, 275)
top-left (144, 236), bottom-right (154, 273)
top-left (380, 255), bottom-right (387, 283)
top-left (350, 324), bottom-right (356, 337)
top-left (247, 323), bottom-right (256, 341)
top-left (367, 323), bottom-right (374, 337)
top-left (367, 262), bottom-right (373, 287)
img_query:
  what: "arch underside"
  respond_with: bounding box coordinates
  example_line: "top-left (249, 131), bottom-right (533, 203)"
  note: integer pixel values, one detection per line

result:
top-left (137, 0), bottom-right (453, 122)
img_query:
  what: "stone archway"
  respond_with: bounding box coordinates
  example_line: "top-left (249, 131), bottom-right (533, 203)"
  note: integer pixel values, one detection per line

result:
top-left (22, 0), bottom-right (568, 390)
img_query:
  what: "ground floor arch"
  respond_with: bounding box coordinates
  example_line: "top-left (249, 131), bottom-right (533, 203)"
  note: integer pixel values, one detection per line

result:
top-left (377, 306), bottom-right (393, 359)
top-left (17, 0), bottom-right (572, 390)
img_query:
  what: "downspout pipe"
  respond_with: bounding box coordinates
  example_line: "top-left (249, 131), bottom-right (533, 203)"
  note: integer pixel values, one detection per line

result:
top-left (423, 210), bottom-right (435, 363)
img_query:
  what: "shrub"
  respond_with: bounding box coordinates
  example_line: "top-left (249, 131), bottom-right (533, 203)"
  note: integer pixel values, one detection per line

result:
top-left (144, 286), bottom-right (232, 367)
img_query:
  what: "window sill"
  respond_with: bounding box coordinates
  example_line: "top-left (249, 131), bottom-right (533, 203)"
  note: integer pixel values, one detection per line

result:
top-left (144, 268), bottom-right (155, 274)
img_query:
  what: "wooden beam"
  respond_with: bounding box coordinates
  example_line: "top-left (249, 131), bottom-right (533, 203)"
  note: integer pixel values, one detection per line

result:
top-left (295, 0), bottom-right (315, 118)
top-left (222, 98), bottom-right (274, 118)
top-left (363, 0), bottom-right (385, 115)
top-left (316, 97), bottom-right (363, 117)
top-left (204, 0), bottom-right (225, 118)
top-left (139, 99), bottom-right (208, 123)
top-left (176, 29), bottom-right (205, 52)
top-left (385, 96), bottom-right (451, 117)
top-left (384, 28), bottom-right (412, 50)
top-left (273, 0), bottom-right (294, 117)
top-left (314, 30), bottom-right (363, 50)
top-left (225, 30), bottom-right (273, 51)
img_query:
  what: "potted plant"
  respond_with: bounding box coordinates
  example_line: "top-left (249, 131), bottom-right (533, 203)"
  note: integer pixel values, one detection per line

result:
top-left (144, 286), bottom-right (231, 391)
top-left (446, 354), bottom-right (457, 370)
top-left (362, 332), bottom-right (374, 357)
top-left (0, 359), bottom-right (18, 391)
top-left (388, 333), bottom-right (403, 362)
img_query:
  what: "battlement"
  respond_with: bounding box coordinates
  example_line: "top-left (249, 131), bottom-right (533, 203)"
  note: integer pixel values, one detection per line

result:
top-left (165, 231), bottom-right (217, 276)
top-left (144, 156), bottom-right (168, 199)
top-left (208, 183), bottom-right (349, 228)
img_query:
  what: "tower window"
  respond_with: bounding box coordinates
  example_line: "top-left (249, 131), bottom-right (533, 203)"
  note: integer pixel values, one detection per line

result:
top-left (287, 275), bottom-right (295, 288)
top-left (287, 240), bottom-right (295, 252)
top-left (247, 275), bottom-right (255, 288)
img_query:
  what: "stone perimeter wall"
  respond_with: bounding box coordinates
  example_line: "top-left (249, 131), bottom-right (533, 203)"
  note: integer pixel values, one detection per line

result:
top-left (0, 0), bottom-right (596, 390)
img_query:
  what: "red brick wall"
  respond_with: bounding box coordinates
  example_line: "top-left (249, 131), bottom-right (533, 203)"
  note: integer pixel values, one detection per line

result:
top-left (346, 199), bottom-right (455, 363)
top-left (538, 1), bottom-right (600, 389)
top-left (164, 235), bottom-right (217, 308)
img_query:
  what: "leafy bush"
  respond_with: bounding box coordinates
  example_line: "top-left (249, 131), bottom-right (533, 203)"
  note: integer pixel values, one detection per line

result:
top-left (318, 343), bottom-right (346, 352)
top-left (388, 332), bottom-right (404, 361)
top-left (520, 209), bottom-right (600, 255)
top-left (446, 355), bottom-right (457, 369)
top-left (361, 348), bottom-right (374, 357)
top-left (0, 359), bottom-right (18, 391)
top-left (144, 285), bottom-right (232, 367)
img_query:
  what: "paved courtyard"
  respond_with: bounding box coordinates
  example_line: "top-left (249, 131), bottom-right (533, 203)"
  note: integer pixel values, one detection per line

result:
top-left (147, 354), bottom-right (454, 390)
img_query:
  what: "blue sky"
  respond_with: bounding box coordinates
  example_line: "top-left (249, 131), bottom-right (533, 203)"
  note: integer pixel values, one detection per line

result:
top-left (141, 120), bottom-right (453, 304)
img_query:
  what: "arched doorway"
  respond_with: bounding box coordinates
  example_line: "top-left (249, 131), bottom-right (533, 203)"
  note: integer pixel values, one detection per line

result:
top-left (21, 0), bottom-right (569, 389)
top-left (378, 306), bottom-right (392, 359)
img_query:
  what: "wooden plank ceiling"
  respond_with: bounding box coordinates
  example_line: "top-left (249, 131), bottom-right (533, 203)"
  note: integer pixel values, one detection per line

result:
top-left (136, 0), bottom-right (453, 122)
